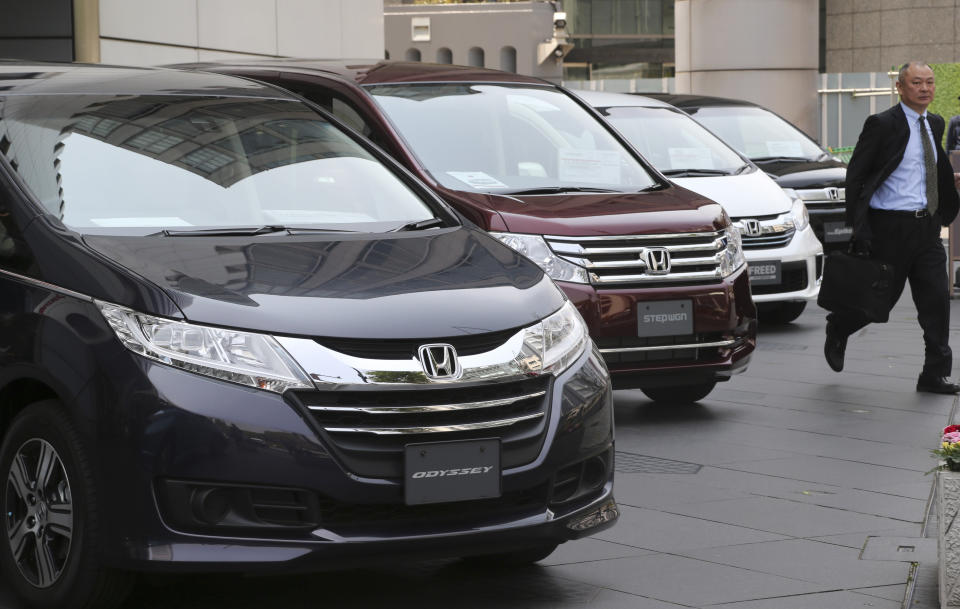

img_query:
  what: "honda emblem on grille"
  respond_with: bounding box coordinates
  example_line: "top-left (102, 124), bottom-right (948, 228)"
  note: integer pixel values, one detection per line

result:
top-left (644, 247), bottom-right (671, 275)
top-left (826, 187), bottom-right (840, 201)
top-left (418, 344), bottom-right (462, 380)
top-left (741, 219), bottom-right (762, 237)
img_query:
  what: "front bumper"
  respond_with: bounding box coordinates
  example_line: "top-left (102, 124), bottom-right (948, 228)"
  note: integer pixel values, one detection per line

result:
top-left (745, 224), bottom-right (823, 304)
top-left (89, 342), bottom-right (617, 571)
top-left (560, 265), bottom-right (757, 390)
top-left (133, 488), bottom-right (618, 573)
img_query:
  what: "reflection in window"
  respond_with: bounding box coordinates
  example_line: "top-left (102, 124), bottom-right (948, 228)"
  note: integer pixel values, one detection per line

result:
top-left (126, 130), bottom-right (184, 155)
top-left (600, 107), bottom-right (744, 172)
top-left (369, 83), bottom-right (656, 194)
top-left (0, 95), bottom-right (436, 233)
top-left (181, 147), bottom-right (234, 173)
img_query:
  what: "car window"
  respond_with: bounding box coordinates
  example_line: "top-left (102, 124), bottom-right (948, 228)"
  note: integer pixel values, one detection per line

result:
top-left (367, 83), bottom-right (656, 193)
top-left (689, 106), bottom-right (824, 160)
top-left (599, 106), bottom-right (745, 172)
top-left (331, 98), bottom-right (369, 135)
top-left (0, 95), bottom-right (436, 235)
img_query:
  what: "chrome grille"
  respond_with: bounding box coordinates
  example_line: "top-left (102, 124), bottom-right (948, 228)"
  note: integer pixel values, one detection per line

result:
top-left (733, 217), bottom-right (795, 250)
top-left (795, 187), bottom-right (845, 211)
top-left (596, 333), bottom-right (737, 365)
top-left (290, 377), bottom-right (552, 478)
top-left (545, 231), bottom-right (724, 286)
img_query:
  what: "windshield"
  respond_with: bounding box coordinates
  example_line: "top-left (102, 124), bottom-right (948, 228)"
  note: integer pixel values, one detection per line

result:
top-left (687, 106), bottom-right (825, 161)
top-left (0, 95), bottom-right (436, 235)
top-left (599, 106), bottom-right (746, 173)
top-left (367, 83), bottom-right (657, 193)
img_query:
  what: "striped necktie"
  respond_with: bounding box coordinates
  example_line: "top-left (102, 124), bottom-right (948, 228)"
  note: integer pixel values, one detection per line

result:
top-left (919, 115), bottom-right (938, 215)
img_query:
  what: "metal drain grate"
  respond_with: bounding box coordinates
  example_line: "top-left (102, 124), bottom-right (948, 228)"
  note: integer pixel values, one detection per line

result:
top-left (615, 452), bottom-right (702, 474)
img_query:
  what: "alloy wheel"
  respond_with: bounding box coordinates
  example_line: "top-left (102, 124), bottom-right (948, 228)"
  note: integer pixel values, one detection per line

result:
top-left (4, 438), bottom-right (73, 588)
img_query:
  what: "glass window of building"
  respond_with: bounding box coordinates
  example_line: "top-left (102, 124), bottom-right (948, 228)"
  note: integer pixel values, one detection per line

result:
top-left (562, 0), bottom-right (675, 81)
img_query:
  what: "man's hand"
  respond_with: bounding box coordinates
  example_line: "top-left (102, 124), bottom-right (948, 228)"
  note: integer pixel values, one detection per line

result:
top-left (954, 172), bottom-right (960, 190)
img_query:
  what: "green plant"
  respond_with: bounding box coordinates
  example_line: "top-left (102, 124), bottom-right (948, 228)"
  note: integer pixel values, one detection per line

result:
top-left (928, 63), bottom-right (960, 147)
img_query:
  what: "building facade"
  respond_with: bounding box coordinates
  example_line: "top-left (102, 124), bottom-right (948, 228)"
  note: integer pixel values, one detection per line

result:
top-left (384, 1), bottom-right (567, 80)
top-left (385, 0), bottom-right (676, 81)
top-left (0, 0), bottom-right (384, 66)
top-left (676, 0), bottom-right (820, 137)
top-left (562, 0), bottom-right (675, 81)
top-left (824, 0), bottom-right (960, 73)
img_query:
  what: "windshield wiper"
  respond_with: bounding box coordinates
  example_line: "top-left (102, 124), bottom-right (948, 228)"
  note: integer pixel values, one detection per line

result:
top-left (661, 168), bottom-right (733, 177)
top-left (750, 156), bottom-right (814, 164)
top-left (733, 163), bottom-right (752, 175)
top-left (149, 225), bottom-right (355, 237)
top-left (500, 186), bottom-right (623, 195)
top-left (390, 218), bottom-right (444, 232)
top-left (151, 225), bottom-right (289, 237)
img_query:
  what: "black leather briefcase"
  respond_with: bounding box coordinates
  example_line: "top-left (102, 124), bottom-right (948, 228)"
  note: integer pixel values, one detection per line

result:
top-left (817, 251), bottom-right (894, 323)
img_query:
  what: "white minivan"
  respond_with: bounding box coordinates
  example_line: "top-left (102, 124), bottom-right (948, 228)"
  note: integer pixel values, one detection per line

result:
top-left (576, 91), bottom-right (823, 324)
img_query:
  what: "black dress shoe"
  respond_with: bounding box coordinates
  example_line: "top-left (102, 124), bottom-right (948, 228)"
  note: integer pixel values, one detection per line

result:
top-left (824, 325), bottom-right (847, 372)
top-left (916, 376), bottom-right (960, 394)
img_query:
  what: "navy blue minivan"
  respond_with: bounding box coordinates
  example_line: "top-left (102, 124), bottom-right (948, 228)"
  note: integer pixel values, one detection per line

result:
top-left (0, 63), bottom-right (616, 609)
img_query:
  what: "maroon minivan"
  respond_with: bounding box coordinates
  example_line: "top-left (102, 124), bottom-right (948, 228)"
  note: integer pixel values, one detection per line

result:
top-left (183, 61), bottom-right (757, 403)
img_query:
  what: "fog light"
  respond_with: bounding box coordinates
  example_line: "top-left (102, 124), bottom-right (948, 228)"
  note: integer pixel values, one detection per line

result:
top-left (566, 499), bottom-right (619, 532)
top-left (191, 488), bottom-right (229, 524)
top-left (582, 455), bottom-right (606, 490)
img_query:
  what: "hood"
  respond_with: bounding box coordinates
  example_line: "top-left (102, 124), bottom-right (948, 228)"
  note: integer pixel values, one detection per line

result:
top-left (82, 227), bottom-right (564, 339)
top-left (756, 159), bottom-right (847, 188)
top-left (438, 184), bottom-right (729, 236)
top-left (670, 170), bottom-right (793, 218)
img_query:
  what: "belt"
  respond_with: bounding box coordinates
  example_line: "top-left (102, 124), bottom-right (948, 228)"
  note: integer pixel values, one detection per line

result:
top-left (869, 208), bottom-right (931, 218)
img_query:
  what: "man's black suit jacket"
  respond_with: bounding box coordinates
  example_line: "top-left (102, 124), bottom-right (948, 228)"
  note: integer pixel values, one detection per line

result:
top-left (845, 103), bottom-right (960, 241)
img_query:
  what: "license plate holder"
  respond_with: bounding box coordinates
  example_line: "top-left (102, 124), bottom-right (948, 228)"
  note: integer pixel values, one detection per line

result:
top-left (748, 260), bottom-right (781, 286)
top-left (404, 438), bottom-right (501, 505)
top-left (637, 299), bottom-right (693, 337)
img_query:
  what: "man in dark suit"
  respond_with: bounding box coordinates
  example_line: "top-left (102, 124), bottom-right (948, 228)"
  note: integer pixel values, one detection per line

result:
top-left (825, 61), bottom-right (960, 393)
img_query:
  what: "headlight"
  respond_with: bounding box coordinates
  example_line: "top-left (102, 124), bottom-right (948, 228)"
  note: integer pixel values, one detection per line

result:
top-left (518, 301), bottom-right (590, 375)
top-left (97, 302), bottom-right (313, 393)
top-left (788, 198), bottom-right (810, 231)
top-left (491, 232), bottom-right (589, 284)
top-left (718, 225), bottom-right (746, 277)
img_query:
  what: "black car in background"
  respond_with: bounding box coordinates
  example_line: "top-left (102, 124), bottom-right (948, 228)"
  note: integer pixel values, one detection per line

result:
top-left (0, 63), bottom-right (617, 609)
top-left (648, 94), bottom-right (849, 253)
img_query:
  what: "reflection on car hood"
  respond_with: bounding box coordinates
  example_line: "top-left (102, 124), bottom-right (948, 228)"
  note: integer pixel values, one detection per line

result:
top-left (83, 227), bottom-right (563, 339)
top-left (442, 185), bottom-right (729, 235)
top-left (670, 171), bottom-right (793, 217)
top-left (757, 159), bottom-right (846, 188)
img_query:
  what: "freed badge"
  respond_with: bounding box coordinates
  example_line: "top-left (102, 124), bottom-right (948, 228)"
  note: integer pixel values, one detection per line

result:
top-left (748, 260), bottom-right (781, 285)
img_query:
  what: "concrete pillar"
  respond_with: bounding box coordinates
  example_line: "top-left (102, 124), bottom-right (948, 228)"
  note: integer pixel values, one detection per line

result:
top-left (73, 0), bottom-right (100, 63)
top-left (675, 0), bottom-right (819, 138)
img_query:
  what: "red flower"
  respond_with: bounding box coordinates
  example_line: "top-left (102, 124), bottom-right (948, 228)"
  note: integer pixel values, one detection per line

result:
top-left (945, 425), bottom-right (960, 434)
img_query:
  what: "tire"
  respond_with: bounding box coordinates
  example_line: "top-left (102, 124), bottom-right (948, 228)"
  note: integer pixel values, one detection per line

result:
top-left (641, 381), bottom-right (716, 403)
top-left (758, 301), bottom-right (807, 324)
top-left (462, 542), bottom-right (559, 566)
top-left (0, 400), bottom-right (133, 609)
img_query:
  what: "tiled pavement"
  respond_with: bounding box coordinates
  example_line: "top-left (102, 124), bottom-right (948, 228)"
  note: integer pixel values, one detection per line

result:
top-left (0, 292), bottom-right (954, 608)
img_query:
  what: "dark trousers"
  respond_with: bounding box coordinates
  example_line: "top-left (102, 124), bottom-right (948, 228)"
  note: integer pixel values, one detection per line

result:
top-left (826, 209), bottom-right (952, 377)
